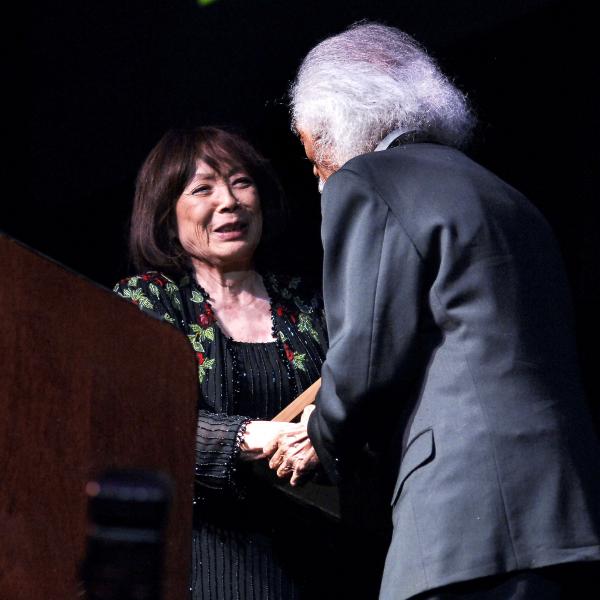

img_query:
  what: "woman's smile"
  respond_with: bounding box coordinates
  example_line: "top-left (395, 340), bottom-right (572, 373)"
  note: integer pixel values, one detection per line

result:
top-left (212, 219), bottom-right (249, 239)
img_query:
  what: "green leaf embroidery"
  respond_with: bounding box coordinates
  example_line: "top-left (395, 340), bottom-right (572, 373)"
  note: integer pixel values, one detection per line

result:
top-left (149, 283), bottom-right (161, 298)
top-left (172, 295), bottom-right (182, 309)
top-left (198, 358), bottom-right (216, 383)
top-left (188, 334), bottom-right (205, 353)
top-left (129, 288), bottom-right (154, 310)
top-left (113, 283), bottom-right (120, 293)
top-left (188, 325), bottom-right (211, 341)
top-left (138, 296), bottom-right (154, 311)
top-left (163, 313), bottom-right (176, 324)
top-left (127, 277), bottom-right (140, 287)
top-left (165, 282), bottom-right (179, 296)
top-left (278, 331), bottom-right (287, 342)
top-left (292, 352), bottom-right (307, 372)
top-left (191, 290), bottom-right (204, 304)
top-left (297, 313), bottom-right (319, 342)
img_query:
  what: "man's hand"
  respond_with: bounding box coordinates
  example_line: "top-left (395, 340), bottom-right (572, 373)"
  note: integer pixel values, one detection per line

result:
top-left (265, 408), bottom-right (320, 486)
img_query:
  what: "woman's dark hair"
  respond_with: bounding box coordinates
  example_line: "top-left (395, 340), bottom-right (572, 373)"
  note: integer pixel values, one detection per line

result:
top-left (129, 126), bottom-right (287, 277)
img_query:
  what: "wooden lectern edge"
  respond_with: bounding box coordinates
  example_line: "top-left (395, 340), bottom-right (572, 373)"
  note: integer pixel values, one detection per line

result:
top-left (271, 378), bottom-right (321, 422)
top-left (1, 235), bottom-right (201, 353)
top-left (1, 234), bottom-right (113, 296)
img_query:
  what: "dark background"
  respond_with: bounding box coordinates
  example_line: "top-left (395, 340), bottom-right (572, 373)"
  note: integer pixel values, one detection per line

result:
top-left (22, 0), bottom-right (598, 425)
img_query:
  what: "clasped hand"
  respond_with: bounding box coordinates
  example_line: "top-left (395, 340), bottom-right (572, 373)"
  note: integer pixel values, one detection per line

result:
top-left (240, 406), bottom-right (320, 487)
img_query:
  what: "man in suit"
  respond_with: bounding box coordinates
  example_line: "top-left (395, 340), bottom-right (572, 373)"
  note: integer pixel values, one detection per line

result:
top-left (267, 22), bottom-right (600, 598)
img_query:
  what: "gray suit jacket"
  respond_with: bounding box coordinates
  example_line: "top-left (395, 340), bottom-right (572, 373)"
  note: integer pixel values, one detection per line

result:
top-left (307, 142), bottom-right (600, 599)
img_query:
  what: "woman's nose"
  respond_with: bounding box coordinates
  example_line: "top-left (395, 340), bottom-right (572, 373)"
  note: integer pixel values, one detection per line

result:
top-left (216, 184), bottom-right (239, 211)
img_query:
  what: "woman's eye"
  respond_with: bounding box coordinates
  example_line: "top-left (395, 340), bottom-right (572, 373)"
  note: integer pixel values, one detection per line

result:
top-left (232, 177), bottom-right (253, 188)
top-left (191, 185), bottom-right (211, 195)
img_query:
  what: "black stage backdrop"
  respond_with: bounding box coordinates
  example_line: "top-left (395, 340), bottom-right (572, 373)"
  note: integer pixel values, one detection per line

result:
top-left (23, 0), bottom-right (599, 426)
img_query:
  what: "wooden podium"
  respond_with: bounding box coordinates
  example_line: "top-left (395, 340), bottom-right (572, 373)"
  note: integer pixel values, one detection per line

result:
top-left (0, 234), bottom-right (198, 600)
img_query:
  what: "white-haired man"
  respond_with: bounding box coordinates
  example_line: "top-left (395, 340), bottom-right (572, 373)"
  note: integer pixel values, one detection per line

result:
top-left (267, 22), bottom-right (600, 599)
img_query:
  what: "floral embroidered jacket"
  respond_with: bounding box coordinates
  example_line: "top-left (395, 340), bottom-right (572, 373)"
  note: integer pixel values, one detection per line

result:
top-left (114, 271), bottom-right (328, 496)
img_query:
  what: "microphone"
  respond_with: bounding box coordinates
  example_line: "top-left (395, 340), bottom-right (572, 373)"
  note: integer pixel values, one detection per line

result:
top-left (80, 469), bottom-right (172, 600)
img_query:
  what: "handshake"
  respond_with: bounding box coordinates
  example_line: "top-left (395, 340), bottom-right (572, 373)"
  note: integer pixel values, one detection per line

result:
top-left (239, 405), bottom-right (319, 487)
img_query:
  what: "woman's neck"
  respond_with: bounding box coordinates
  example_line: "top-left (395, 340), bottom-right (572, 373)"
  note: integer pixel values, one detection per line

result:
top-left (191, 261), bottom-right (266, 309)
top-left (191, 260), bottom-right (274, 342)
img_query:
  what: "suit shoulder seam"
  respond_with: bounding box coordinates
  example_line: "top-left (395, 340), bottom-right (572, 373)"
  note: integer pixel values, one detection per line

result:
top-left (339, 166), bottom-right (425, 262)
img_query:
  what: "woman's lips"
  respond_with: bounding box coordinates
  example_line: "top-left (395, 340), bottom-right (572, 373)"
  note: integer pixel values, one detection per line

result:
top-left (213, 222), bottom-right (248, 240)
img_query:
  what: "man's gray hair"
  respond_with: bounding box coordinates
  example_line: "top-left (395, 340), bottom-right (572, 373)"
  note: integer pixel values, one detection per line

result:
top-left (290, 22), bottom-right (476, 167)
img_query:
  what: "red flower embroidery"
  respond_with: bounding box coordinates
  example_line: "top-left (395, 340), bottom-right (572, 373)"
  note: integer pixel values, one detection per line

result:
top-left (198, 306), bottom-right (215, 328)
top-left (283, 343), bottom-right (294, 362)
top-left (196, 352), bottom-right (205, 365)
top-left (276, 306), bottom-right (284, 317)
top-left (290, 313), bottom-right (297, 324)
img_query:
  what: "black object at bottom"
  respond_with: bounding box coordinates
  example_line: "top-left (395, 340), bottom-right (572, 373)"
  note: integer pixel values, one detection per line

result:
top-left (80, 469), bottom-right (172, 600)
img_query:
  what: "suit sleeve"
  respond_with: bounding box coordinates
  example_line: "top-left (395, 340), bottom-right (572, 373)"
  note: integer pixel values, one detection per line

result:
top-left (307, 167), bottom-right (428, 482)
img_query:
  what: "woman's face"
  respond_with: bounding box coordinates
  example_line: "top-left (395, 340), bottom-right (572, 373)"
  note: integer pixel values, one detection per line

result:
top-left (175, 160), bottom-right (262, 271)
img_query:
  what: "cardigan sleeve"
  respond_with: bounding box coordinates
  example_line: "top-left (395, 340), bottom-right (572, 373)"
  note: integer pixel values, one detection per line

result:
top-left (195, 411), bottom-right (251, 493)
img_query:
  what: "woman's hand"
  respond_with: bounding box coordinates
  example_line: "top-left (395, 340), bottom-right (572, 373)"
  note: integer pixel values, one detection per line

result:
top-left (239, 420), bottom-right (297, 461)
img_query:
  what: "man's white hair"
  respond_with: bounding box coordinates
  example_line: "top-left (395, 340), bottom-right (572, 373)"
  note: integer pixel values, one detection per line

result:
top-left (290, 22), bottom-right (476, 167)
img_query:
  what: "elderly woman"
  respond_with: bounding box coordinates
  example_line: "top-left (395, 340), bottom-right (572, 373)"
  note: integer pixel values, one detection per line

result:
top-left (114, 126), bottom-right (339, 599)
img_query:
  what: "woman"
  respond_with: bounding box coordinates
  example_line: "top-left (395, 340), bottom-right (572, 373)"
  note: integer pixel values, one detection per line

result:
top-left (114, 127), bottom-right (339, 599)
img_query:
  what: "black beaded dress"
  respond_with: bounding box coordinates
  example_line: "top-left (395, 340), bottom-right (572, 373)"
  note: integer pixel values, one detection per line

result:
top-left (114, 271), bottom-right (342, 600)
